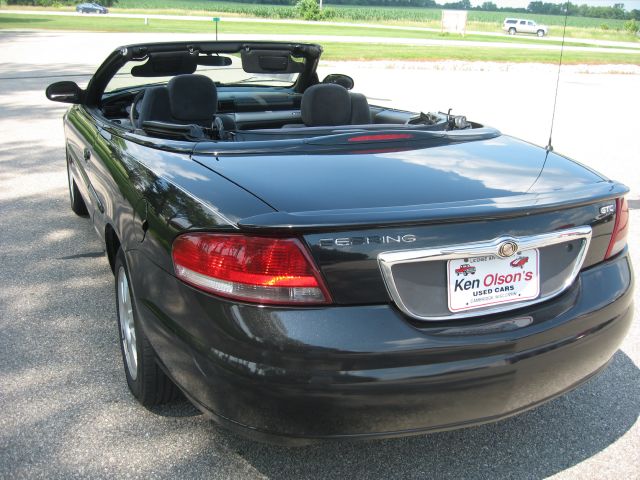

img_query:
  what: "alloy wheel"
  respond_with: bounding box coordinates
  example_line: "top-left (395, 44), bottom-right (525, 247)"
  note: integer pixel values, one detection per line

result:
top-left (67, 159), bottom-right (75, 205)
top-left (118, 266), bottom-right (138, 380)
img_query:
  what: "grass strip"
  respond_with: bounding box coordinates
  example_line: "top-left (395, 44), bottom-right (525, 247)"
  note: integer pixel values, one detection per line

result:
top-left (320, 42), bottom-right (640, 64)
top-left (2, 3), bottom-right (639, 42)
top-left (0, 14), bottom-right (637, 65)
top-left (0, 11), bottom-right (634, 49)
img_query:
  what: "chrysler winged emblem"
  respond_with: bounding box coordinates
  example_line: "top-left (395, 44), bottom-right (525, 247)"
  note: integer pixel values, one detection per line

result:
top-left (497, 240), bottom-right (518, 258)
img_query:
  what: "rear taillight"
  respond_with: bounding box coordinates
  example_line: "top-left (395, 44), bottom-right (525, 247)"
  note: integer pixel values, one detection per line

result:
top-left (604, 197), bottom-right (629, 260)
top-left (172, 233), bottom-right (331, 305)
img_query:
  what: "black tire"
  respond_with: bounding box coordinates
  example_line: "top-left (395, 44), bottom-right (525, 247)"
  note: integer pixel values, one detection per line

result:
top-left (509, 27), bottom-right (516, 35)
top-left (114, 248), bottom-right (181, 407)
top-left (66, 152), bottom-right (88, 216)
top-left (537, 29), bottom-right (545, 37)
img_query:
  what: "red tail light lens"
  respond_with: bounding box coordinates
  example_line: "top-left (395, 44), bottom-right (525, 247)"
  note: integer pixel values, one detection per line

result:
top-left (172, 233), bottom-right (331, 305)
top-left (604, 197), bottom-right (629, 260)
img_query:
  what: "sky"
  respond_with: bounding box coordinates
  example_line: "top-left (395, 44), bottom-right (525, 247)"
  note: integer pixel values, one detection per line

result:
top-left (469, 0), bottom-right (640, 10)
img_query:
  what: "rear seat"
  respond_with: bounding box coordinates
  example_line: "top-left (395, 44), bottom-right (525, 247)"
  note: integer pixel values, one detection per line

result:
top-left (349, 92), bottom-right (371, 124)
top-left (134, 74), bottom-right (218, 128)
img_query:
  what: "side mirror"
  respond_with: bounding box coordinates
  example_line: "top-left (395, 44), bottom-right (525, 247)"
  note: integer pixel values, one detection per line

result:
top-left (46, 81), bottom-right (84, 104)
top-left (322, 74), bottom-right (354, 90)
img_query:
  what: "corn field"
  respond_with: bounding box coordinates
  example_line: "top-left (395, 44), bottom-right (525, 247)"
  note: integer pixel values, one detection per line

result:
top-left (116, 0), bottom-right (631, 30)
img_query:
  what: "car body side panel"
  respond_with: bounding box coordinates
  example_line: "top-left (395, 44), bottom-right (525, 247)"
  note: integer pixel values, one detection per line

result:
top-left (64, 106), bottom-right (97, 218)
top-left (66, 106), bottom-right (142, 251)
top-left (64, 107), bottom-right (277, 274)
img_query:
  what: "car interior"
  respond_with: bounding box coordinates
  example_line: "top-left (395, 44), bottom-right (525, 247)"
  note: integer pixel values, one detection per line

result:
top-left (97, 46), bottom-right (478, 142)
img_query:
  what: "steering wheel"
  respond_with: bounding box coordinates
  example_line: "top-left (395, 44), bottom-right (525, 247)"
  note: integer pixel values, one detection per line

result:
top-left (129, 90), bottom-right (145, 129)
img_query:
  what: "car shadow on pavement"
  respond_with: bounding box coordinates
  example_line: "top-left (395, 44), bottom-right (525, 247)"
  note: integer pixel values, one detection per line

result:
top-left (219, 351), bottom-right (639, 480)
top-left (151, 400), bottom-right (201, 418)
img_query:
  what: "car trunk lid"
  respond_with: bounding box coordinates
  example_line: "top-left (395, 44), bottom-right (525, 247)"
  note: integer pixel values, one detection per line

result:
top-left (193, 135), bottom-right (548, 215)
top-left (192, 135), bottom-right (626, 317)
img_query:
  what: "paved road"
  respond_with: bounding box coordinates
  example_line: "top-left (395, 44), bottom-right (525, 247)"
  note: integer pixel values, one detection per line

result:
top-left (2, 9), bottom-right (640, 54)
top-left (0, 31), bottom-right (638, 479)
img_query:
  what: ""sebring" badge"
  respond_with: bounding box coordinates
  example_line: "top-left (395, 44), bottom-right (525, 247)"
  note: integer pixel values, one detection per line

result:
top-left (319, 234), bottom-right (417, 247)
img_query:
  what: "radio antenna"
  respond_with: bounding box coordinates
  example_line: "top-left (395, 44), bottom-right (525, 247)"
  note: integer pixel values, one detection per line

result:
top-left (546, 2), bottom-right (570, 152)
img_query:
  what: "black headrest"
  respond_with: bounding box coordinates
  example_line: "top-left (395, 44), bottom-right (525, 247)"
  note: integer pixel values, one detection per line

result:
top-left (301, 84), bottom-right (352, 127)
top-left (134, 86), bottom-right (171, 128)
top-left (167, 74), bottom-right (217, 124)
top-left (349, 92), bottom-right (371, 125)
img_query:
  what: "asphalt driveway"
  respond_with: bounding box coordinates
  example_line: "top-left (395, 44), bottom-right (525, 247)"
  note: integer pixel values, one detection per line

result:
top-left (0, 31), bottom-right (638, 479)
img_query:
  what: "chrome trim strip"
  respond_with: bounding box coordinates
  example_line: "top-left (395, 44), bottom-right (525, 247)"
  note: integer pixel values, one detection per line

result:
top-left (378, 226), bottom-right (592, 321)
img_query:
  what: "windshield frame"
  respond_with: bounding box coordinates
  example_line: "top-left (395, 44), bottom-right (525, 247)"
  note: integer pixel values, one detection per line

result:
top-left (104, 55), bottom-right (302, 94)
top-left (85, 41), bottom-right (323, 106)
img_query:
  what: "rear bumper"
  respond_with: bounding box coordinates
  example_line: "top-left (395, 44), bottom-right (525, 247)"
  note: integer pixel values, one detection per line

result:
top-left (131, 249), bottom-right (634, 444)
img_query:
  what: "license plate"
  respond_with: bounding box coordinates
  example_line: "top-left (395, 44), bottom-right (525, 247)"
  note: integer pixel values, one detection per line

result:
top-left (447, 249), bottom-right (540, 313)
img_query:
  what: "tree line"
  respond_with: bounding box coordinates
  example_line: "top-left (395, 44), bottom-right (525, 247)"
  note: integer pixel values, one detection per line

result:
top-left (5, 1), bottom-right (119, 5)
top-left (324, 1), bottom-right (639, 20)
top-left (5, 0), bottom-right (640, 21)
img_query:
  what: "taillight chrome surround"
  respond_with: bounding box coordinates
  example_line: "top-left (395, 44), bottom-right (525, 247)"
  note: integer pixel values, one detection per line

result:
top-left (378, 226), bottom-right (592, 321)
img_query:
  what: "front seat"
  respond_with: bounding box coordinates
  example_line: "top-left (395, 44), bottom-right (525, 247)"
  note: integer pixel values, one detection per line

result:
top-left (134, 86), bottom-right (171, 128)
top-left (167, 74), bottom-right (218, 127)
top-left (135, 74), bottom-right (218, 128)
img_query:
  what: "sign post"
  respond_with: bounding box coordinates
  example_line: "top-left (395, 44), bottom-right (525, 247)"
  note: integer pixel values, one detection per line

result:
top-left (212, 17), bottom-right (220, 40)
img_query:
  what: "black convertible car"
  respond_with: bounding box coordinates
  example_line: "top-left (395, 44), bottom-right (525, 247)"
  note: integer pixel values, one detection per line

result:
top-left (46, 41), bottom-right (633, 444)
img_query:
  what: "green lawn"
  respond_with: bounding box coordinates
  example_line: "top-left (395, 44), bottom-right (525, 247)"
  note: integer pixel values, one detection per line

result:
top-left (0, 12), bottom-right (628, 49)
top-left (2, 2), bottom-right (639, 42)
top-left (107, 1), bottom-right (640, 42)
top-left (111, 1), bottom-right (630, 29)
top-left (0, 13), bottom-right (638, 65)
top-left (321, 42), bottom-right (640, 64)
